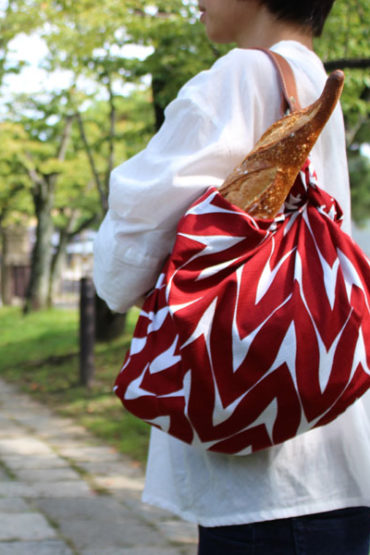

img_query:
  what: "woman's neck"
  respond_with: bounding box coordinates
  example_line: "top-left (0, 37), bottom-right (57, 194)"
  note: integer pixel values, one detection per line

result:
top-left (235, 6), bottom-right (313, 51)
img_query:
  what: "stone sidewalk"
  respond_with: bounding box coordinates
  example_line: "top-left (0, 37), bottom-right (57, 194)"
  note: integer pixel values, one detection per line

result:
top-left (0, 378), bottom-right (197, 554)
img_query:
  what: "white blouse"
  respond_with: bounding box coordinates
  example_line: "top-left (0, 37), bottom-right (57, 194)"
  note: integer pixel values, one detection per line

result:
top-left (94, 41), bottom-right (370, 526)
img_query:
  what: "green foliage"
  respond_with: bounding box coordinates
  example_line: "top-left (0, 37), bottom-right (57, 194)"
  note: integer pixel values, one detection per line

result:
top-left (0, 122), bottom-right (33, 225)
top-left (115, 91), bottom-right (155, 159)
top-left (317, 0), bottom-right (370, 147)
top-left (126, 1), bottom-right (230, 112)
top-left (76, 90), bottom-right (155, 173)
top-left (317, 0), bottom-right (369, 61)
top-left (0, 102), bottom-right (101, 229)
top-left (0, 0), bottom-right (42, 83)
top-left (348, 151), bottom-right (370, 225)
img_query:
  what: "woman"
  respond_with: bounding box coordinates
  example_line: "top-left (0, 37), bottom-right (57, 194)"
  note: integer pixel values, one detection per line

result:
top-left (94, 1), bottom-right (370, 553)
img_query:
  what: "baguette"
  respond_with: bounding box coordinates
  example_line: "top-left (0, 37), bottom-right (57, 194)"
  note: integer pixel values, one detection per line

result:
top-left (219, 70), bottom-right (345, 218)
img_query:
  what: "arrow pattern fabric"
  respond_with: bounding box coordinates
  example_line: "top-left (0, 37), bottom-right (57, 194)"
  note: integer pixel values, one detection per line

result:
top-left (114, 160), bottom-right (370, 455)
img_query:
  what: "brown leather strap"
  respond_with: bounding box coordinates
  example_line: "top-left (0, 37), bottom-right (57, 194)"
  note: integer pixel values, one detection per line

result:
top-left (256, 48), bottom-right (302, 112)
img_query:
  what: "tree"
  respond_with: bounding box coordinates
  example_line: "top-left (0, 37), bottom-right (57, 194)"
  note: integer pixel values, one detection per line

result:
top-left (20, 107), bottom-right (75, 312)
top-left (47, 152), bottom-right (100, 306)
top-left (2, 91), bottom-right (99, 310)
top-left (317, 0), bottom-right (370, 224)
top-left (0, 0), bottom-right (41, 85)
top-left (0, 122), bottom-right (32, 304)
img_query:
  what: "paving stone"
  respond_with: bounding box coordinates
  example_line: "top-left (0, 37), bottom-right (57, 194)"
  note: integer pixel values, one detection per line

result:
top-left (0, 482), bottom-right (35, 498)
top-left (2, 455), bottom-right (70, 470)
top-left (0, 468), bottom-right (11, 481)
top-left (119, 494), bottom-right (175, 523)
top-left (15, 414), bottom-right (73, 431)
top-left (92, 475), bottom-right (144, 494)
top-left (0, 513), bottom-right (57, 541)
top-left (33, 498), bottom-right (158, 551)
top-left (40, 428), bottom-right (91, 443)
top-left (56, 516), bottom-right (167, 550)
top-left (71, 459), bottom-right (143, 479)
top-left (0, 423), bottom-right (25, 439)
top-left (0, 479), bottom-right (93, 499)
top-left (0, 379), bottom-right (197, 551)
top-left (18, 415), bottom-right (87, 438)
top-left (0, 383), bottom-right (17, 396)
top-left (33, 496), bottom-right (133, 522)
top-left (0, 438), bottom-right (54, 457)
top-left (110, 486), bottom-right (142, 507)
top-left (0, 498), bottom-right (32, 513)
top-left (0, 540), bottom-right (73, 554)
top-left (3, 400), bottom-right (40, 414)
top-left (156, 521), bottom-right (198, 544)
top-left (57, 445), bottom-right (121, 463)
top-left (46, 422), bottom-right (87, 435)
top-left (135, 502), bottom-right (175, 523)
top-left (14, 467), bottom-right (81, 483)
top-left (29, 480), bottom-right (93, 498)
top-left (13, 415), bottom-right (57, 433)
top-left (181, 546), bottom-right (197, 555)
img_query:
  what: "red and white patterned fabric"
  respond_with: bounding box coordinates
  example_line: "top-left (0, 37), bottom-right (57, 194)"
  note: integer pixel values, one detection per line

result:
top-left (114, 160), bottom-right (370, 455)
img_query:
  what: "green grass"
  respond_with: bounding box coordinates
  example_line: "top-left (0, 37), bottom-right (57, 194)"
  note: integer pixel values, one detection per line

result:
top-left (0, 306), bottom-right (150, 464)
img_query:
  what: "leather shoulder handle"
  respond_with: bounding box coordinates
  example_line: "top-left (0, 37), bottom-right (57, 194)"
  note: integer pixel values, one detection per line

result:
top-left (256, 48), bottom-right (302, 112)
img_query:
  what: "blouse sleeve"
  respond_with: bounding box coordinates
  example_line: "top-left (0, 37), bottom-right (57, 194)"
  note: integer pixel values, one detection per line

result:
top-left (93, 50), bottom-right (281, 313)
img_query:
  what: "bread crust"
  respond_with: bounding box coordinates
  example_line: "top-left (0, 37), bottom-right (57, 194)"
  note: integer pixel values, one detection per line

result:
top-left (219, 70), bottom-right (345, 219)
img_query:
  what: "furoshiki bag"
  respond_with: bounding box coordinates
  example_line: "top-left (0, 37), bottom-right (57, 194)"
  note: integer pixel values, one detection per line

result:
top-left (114, 52), bottom-right (370, 455)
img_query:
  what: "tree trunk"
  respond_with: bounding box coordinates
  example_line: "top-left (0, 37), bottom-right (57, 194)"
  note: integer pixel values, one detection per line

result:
top-left (47, 228), bottom-right (69, 307)
top-left (23, 116), bottom-right (74, 313)
top-left (24, 189), bottom-right (54, 313)
top-left (0, 226), bottom-right (12, 305)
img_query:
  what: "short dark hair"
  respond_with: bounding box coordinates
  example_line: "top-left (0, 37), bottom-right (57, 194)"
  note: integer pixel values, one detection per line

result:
top-left (258, 0), bottom-right (336, 36)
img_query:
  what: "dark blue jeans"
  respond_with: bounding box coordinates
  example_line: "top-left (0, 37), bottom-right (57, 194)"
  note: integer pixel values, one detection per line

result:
top-left (198, 506), bottom-right (370, 555)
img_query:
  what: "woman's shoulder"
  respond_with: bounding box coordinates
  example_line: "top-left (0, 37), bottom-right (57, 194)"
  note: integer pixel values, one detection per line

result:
top-left (181, 42), bottom-right (324, 99)
top-left (177, 47), bottom-right (278, 106)
top-left (208, 47), bottom-right (279, 83)
top-left (214, 47), bottom-right (271, 66)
